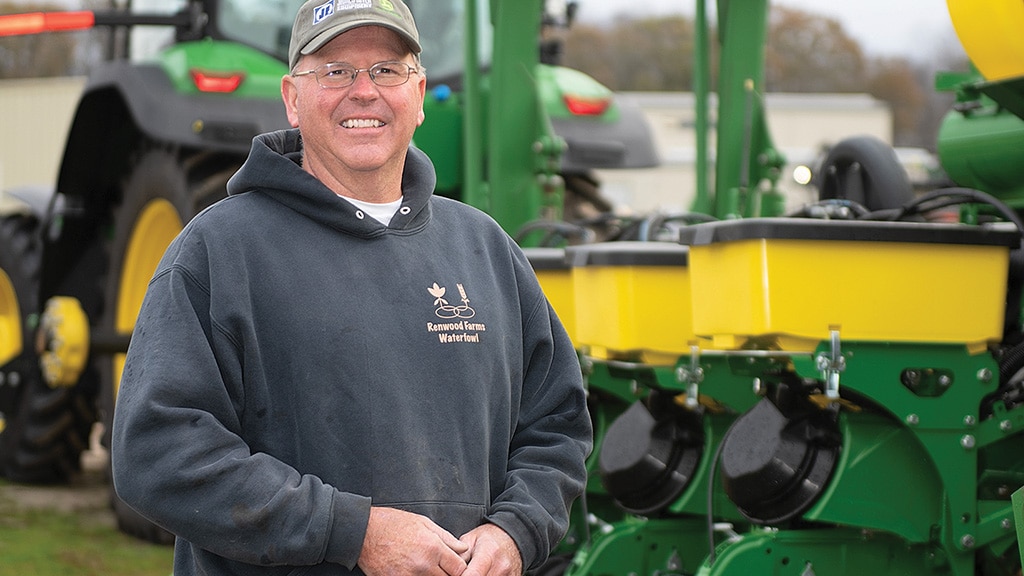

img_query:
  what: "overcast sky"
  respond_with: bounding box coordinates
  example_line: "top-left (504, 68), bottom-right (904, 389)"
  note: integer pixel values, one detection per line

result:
top-left (574, 0), bottom-right (960, 61)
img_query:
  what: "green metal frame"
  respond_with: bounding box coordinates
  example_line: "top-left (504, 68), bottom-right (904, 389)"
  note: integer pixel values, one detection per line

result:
top-left (692, 0), bottom-right (786, 219)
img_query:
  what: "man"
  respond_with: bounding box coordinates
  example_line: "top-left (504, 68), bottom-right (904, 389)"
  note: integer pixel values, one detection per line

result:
top-left (110, 1), bottom-right (593, 575)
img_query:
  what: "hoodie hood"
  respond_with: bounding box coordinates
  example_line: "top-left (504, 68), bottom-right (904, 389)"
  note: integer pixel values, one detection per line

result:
top-left (226, 128), bottom-right (435, 238)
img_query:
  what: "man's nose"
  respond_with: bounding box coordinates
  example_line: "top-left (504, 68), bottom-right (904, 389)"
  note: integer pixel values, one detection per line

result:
top-left (348, 70), bottom-right (380, 98)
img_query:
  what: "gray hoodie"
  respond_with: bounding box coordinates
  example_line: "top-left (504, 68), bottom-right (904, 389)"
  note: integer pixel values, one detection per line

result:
top-left (111, 129), bottom-right (592, 576)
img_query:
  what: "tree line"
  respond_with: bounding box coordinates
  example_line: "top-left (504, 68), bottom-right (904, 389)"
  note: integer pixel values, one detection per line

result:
top-left (561, 6), bottom-right (970, 148)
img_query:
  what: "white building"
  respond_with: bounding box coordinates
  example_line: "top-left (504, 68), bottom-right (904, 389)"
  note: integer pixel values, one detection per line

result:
top-left (596, 91), bottom-right (894, 215)
top-left (0, 77), bottom-right (86, 193)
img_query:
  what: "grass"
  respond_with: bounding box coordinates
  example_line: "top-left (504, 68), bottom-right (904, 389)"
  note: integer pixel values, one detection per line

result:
top-left (0, 477), bottom-right (174, 576)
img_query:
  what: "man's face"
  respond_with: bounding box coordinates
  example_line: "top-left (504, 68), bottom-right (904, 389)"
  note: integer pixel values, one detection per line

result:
top-left (282, 26), bottom-right (426, 180)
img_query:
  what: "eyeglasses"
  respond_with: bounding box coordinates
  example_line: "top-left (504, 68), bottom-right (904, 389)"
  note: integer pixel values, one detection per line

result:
top-left (292, 61), bottom-right (420, 89)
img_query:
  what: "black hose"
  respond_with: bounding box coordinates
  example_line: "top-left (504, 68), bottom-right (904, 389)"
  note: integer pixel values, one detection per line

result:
top-left (514, 220), bottom-right (595, 246)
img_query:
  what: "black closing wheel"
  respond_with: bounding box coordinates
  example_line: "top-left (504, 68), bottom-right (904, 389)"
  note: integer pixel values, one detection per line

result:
top-left (101, 146), bottom-right (241, 544)
top-left (816, 135), bottom-right (913, 212)
top-left (0, 214), bottom-right (97, 483)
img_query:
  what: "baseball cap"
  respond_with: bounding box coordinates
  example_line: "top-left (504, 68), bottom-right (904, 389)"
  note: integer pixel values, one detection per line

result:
top-left (288, 0), bottom-right (422, 71)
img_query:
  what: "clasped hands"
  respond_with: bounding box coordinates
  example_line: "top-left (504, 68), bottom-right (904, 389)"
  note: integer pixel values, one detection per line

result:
top-left (358, 507), bottom-right (523, 576)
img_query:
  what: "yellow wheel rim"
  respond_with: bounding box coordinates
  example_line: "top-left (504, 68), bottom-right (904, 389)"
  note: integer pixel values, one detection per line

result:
top-left (0, 267), bottom-right (22, 367)
top-left (113, 198), bottom-right (183, 399)
top-left (947, 0), bottom-right (1024, 81)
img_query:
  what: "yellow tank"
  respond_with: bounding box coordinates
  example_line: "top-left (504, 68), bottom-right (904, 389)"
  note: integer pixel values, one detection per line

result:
top-left (566, 241), bottom-right (693, 363)
top-left (524, 247), bottom-right (577, 344)
top-left (947, 0), bottom-right (1024, 81)
top-left (679, 218), bottom-right (1018, 352)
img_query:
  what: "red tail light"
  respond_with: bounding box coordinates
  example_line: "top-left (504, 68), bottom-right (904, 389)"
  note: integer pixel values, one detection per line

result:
top-left (0, 11), bottom-right (95, 36)
top-left (564, 94), bottom-right (611, 116)
top-left (190, 70), bottom-right (245, 93)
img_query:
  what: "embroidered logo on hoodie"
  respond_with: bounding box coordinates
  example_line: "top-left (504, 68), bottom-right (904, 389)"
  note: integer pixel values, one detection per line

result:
top-left (426, 282), bottom-right (486, 343)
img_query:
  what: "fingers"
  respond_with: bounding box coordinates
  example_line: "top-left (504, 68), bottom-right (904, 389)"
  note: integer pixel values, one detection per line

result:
top-left (431, 522), bottom-right (471, 556)
top-left (359, 507), bottom-right (471, 576)
top-left (459, 524), bottom-right (522, 576)
top-left (424, 515), bottom-right (470, 574)
top-left (437, 545), bottom-right (469, 576)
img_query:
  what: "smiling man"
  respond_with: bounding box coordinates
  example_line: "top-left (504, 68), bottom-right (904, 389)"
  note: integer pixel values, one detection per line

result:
top-left (110, 1), bottom-right (593, 575)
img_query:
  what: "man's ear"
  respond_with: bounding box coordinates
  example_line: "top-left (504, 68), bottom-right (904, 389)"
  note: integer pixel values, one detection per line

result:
top-left (281, 74), bottom-right (301, 128)
top-left (416, 73), bottom-right (426, 127)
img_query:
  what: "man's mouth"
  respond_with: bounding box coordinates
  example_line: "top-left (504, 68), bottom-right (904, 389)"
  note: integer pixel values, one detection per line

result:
top-left (341, 119), bottom-right (386, 129)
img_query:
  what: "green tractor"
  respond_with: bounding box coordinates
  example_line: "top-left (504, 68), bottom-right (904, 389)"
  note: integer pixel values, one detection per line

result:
top-left (0, 0), bottom-right (656, 542)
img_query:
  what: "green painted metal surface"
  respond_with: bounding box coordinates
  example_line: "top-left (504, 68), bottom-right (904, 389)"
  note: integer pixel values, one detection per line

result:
top-left (157, 40), bottom-right (287, 98)
top-left (568, 338), bottom-right (1024, 575)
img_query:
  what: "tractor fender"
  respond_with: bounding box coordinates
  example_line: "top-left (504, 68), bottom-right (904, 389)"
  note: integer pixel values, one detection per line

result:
top-left (551, 97), bottom-right (660, 172)
top-left (84, 60), bottom-right (288, 153)
top-left (56, 60), bottom-right (287, 202)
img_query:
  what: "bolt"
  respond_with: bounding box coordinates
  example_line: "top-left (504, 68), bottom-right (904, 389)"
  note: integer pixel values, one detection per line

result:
top-left (8, 372), bottom-right (19, 387)
top-left (978, 368), bottom-right (993, 383)
top-left (753, 378), bottom-right (764, 396)
top-left (961, 435), bottom-right (976, 450)
top-left (906, 414), bottom-right (920, 426)
top-left (903, 370), bottom-right (921, 388)
top-left (1001, 420), bottom-right (1013, 432)
top-left (960, 534), bottom-right (976, 549)
top-left (666, 551), bottom-right (682, 571)
top-left (580, 357), bottom-right (593, 374)
top-left (999, 485), bottom-right (1012, 498)
top-left (1002, 518), bottom-right (1013, 530)
top-left (938, 374), bottom-right (952, 388)
top-left (964, 415), bottom-right (976, 427)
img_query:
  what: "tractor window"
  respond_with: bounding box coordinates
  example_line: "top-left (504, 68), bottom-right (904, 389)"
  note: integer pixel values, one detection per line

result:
top-left (405, 0), bottom-right (493, 85)
top-left (218, 0), bottom-right (306, 63)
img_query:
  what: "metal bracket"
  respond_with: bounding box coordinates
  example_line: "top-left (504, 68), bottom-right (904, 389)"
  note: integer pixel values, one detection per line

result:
top-left (815, 330), bottom-right (846, 400)
top-left (675, 345), bottom-right (705, 408)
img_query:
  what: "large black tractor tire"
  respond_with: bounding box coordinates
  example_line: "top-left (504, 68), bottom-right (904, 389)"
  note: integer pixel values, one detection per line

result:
top-left (816, 135), bottom-right (913, 213)
top-left (101, 146), bottom-right (241, 544)
top-left (0, 214), bottom-right (97, 484)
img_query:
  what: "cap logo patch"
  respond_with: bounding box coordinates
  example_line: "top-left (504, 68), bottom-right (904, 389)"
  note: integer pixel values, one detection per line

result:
top-left (338, 0), bottom-right (373, 10)
top-left (312, 0), bottom-right (334, 24)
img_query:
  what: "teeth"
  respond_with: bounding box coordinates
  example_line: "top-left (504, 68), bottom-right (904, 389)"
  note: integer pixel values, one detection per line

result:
top-left (342, 119), bottom-right (385, 128)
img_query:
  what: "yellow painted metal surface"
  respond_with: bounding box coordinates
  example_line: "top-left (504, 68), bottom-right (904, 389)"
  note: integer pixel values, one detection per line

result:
top-left (534, 267), bottom-right (577, 344)
top-left (0, 267), bottom-right (21, 366)
top-left (688, 237), bottom-right (1010, 350)
top-left (113, 198), bottom-right (183, 399)
top-left (947, 0), bottom-right (1024, 81)
top-left (39, 296), bottom-right (90, 388)
top-left (571, 258), bottom-right (694, 359)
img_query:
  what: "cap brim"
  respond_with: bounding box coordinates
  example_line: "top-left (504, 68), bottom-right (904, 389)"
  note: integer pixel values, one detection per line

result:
top-left (301, 20), bottom-right (422, 58)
